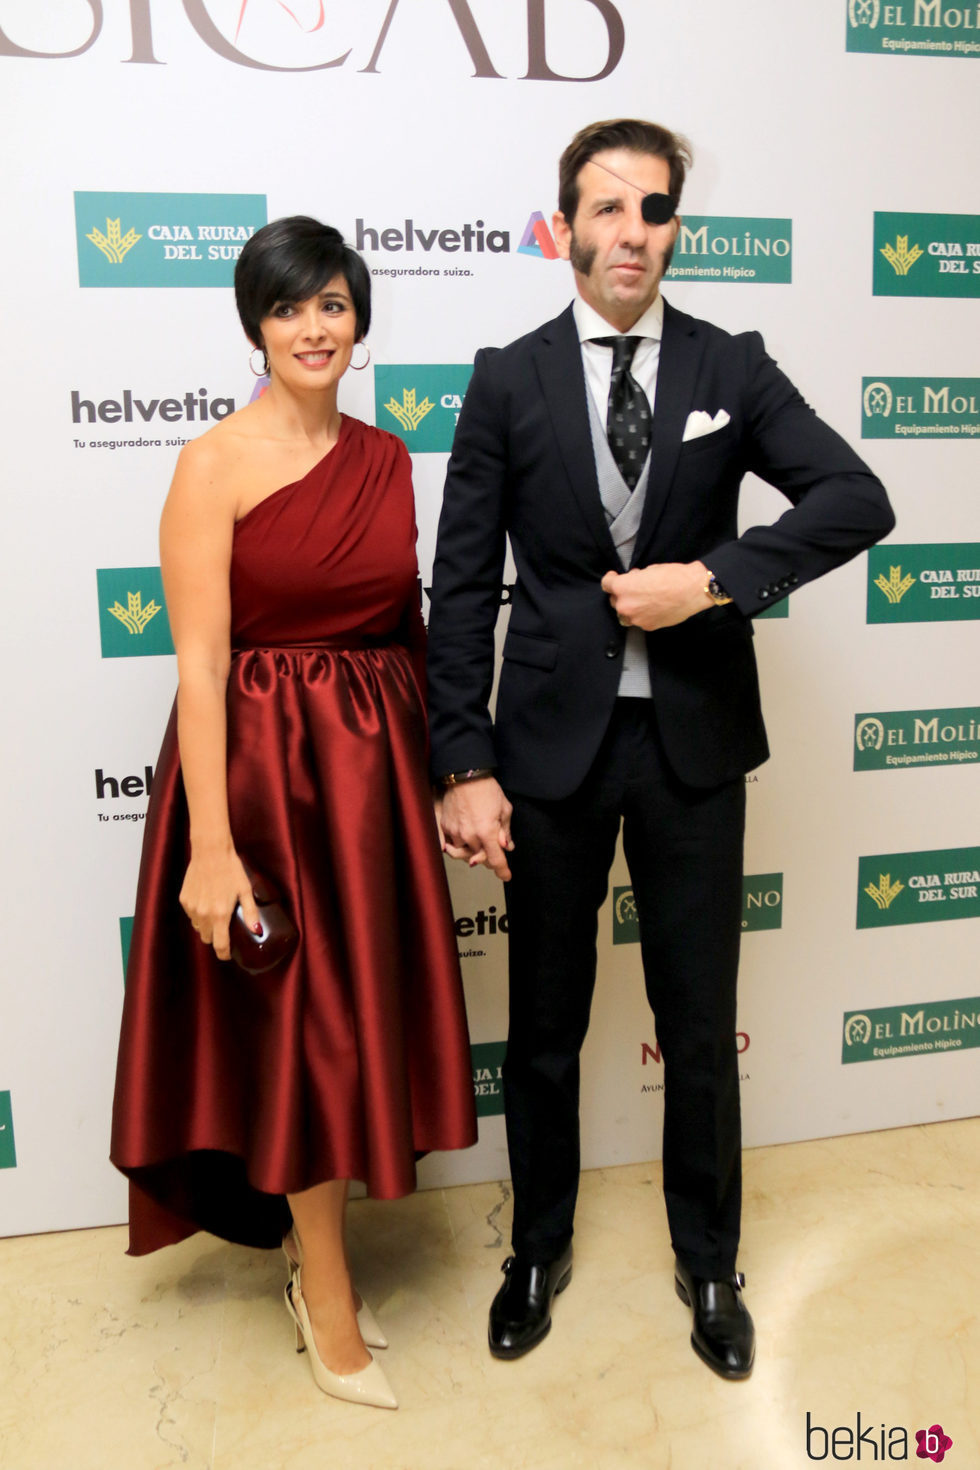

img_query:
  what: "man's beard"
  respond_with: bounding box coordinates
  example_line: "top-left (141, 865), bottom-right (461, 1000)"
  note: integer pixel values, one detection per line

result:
top-left (568, 230), bottom-right (674, 280)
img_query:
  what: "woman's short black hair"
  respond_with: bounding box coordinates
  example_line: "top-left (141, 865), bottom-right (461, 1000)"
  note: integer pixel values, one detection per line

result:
top-left (234, 215), bottom-right (371, 346)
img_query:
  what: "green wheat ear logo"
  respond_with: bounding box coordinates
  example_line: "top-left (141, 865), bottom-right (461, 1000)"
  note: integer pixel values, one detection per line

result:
top-left (864, 873), bottom-right (905, 911)
top-left (880, 235), bottom-right (923, 277)
top-left (87, 217), bottom-right (142, 264)
top-left (874, 565), bottom-right (916, 604)
top-left (107, 590), bottom-right (162, 635)
top-left (384, 388), bottom-right (435, 432)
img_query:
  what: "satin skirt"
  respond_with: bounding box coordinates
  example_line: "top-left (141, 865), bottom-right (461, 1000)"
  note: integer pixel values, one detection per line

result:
top-left (110, 643), bottom-right (476, 1255)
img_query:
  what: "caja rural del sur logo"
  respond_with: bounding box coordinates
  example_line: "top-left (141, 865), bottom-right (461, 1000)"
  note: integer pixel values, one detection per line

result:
top-left (470, 1041), bottom-right (506, 1119)
top-left (856, 844), bottom-right (980, 928)
top-left (0, 0), bottom-right (627, 81)
top-left (847, 0), bottom-right (980, 56)
top-left (97, 568), bottom-right (174, 658)
top-left (375, 366), bottom-right (473, 452)
top-left (867, 543), bottom-right (980, 622)
top-left (862, 378), bottom-right (980, 438)
top-left (873, 212), bottom-right (980, 296)
top-left (75, 193), bottom-right (267, 288)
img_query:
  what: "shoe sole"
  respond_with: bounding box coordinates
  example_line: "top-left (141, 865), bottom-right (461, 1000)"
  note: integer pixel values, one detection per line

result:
top-left (488, 1265), bottom-right (573, 1361)
top-left (674, 1276), bottom-right (754, 1381)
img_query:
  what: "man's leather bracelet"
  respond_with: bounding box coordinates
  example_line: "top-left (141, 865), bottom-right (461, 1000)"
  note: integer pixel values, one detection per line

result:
top-left (441, 767), bottom-right (494, 787)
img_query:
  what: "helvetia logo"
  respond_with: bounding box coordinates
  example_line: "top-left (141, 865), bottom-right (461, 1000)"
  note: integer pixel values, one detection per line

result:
top-left (75, 192), bottom-right (267, 288)
top-left (517, 212), bottom-right (560, 260)
top-left (97, 568), bottom-right (174, 658)
top-left (842, 996), bottom-right (980, 1064)
top-left (0, 1092), bottom-right (16, 1170)
top-left (354, 218), bottom-right (509, 257)
top-left (374, 365), bottom-right (473, 452)
top-left (72, 388), bottom-right (235, 428)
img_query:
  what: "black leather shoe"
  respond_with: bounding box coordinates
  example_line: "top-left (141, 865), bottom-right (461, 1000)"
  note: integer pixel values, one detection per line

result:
top-left (674, 1259), bottom-right (755, 1379)
top-left (488, 1244), bottom-right (573, 1359)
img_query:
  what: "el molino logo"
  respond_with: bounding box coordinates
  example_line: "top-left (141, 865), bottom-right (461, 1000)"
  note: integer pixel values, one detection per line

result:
top-left (0, 0), bottom-right (626, 80)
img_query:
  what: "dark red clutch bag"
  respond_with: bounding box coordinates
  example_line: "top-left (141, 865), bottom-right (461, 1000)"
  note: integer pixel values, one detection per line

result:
top-left (229, 861), bottom-right (298, 975)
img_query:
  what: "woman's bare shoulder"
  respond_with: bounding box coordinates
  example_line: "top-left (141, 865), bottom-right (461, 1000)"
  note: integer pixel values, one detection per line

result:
top-left (173, 402), bottom-right (264, 488)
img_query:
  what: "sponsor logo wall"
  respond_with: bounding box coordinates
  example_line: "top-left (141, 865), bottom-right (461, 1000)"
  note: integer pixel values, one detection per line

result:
top-left (2, 2), bottom-right (976, 1234)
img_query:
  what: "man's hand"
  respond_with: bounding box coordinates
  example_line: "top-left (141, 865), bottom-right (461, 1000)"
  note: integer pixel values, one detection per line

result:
top-left (601, 561), bottom-right (714, 631)
top-left (436, 776), bottom-right (514, 882)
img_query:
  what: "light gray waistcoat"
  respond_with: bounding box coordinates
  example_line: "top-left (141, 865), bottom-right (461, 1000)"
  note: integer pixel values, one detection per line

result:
top-left (585, 384), bottom-right (652, 698)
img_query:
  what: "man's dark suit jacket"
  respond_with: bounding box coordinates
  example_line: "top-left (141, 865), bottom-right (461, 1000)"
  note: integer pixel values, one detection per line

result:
top-left (427, 299), bottom-right (894, 801)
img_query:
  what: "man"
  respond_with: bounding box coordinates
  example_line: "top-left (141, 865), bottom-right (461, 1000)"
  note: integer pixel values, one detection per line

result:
top-left (426, 119), bottom-right (893, 1379)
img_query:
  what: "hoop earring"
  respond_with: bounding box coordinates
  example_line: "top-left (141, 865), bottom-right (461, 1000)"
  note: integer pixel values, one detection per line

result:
top-left (349, 342), bottom-right (371, 371)
top-left (249, 346), bottom-right (269, 377)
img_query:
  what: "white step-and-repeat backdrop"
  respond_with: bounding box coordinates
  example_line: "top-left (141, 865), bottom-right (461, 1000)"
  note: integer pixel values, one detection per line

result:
top-left (2, 0), bottom-right (978, 1235)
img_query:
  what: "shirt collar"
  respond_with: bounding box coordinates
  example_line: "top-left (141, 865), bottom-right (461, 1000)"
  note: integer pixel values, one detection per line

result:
top-left (572, 292), bottom-right (664, 345)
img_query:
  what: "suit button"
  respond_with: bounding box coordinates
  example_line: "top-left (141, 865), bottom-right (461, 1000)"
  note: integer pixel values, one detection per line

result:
top-left (788, 573), bottom-right (799, 586)
top-left (779, 577), bottom-right (791, 590)
top-left (758, 588), bottom-right (770, 599)
top-left (605, 642), bottom-right (621, 658)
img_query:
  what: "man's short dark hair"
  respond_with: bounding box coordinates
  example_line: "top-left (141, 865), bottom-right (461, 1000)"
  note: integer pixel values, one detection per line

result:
top-left (234, 215), bottom-right (372, 347)
top-left (557, 119), bottom-right (692, 225)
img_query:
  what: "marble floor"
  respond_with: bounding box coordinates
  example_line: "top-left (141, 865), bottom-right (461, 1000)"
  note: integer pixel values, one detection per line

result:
top-left (1, 1118), bottom-right (977, 1470)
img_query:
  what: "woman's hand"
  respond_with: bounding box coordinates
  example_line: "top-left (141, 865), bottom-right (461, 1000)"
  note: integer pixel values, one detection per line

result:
top-left (436, 777), bottom-right (514, 882)
top-left (179, 848), bottom-right (263, 962)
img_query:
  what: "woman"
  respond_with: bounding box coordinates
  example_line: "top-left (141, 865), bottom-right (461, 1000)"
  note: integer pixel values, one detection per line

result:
top-left (110, 217), bottom-right (477, 1410)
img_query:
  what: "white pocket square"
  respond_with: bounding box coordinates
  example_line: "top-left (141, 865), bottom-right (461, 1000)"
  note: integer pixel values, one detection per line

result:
top-left (682, 408), bottom-right (731, 442)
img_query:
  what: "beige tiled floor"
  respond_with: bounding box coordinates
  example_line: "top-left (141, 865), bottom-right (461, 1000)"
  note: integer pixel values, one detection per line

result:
top-left (1, 1118), bottom-right (977, 1470)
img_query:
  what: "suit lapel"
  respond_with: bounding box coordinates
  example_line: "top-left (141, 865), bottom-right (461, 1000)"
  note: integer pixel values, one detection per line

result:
top-left (532, 306), bottom-right (618, 561)
top-left (633, 299), bottom-right (705, 562)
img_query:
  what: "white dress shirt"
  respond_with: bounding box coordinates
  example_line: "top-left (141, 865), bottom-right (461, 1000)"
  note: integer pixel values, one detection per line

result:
top-left (572, 293), bottom-right (664, 425)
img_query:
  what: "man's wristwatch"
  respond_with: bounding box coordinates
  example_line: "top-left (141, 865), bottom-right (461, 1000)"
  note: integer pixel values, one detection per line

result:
top-left (703, 570), bottom-right (733, 606)
top-left (441, 767), bottom-right (494, 787)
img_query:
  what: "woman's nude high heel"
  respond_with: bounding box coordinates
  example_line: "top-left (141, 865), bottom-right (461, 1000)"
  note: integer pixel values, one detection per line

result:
top-left (284, 1271), bottom-right (397, 1410)
top-left (282, 1230), bottom-right (388, 1349)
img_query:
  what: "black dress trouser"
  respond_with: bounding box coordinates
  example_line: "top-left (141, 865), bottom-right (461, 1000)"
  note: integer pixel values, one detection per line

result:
top-left (502, 699), bottom-right (746, 1279)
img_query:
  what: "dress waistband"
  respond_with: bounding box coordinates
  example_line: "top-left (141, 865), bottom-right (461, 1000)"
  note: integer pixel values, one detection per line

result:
top-left (232, 634), bottom-right (396, 654)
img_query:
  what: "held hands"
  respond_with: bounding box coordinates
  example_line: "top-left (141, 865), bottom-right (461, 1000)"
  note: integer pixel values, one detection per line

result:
top-left (601, 561), bottom-right (714, 631)
top-left (179, 846), bottom-right (263, 962)
top-left (436, 777), bottom-right (515, 883)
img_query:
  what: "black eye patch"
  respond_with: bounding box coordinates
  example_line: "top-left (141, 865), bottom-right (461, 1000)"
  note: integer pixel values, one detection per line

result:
top-left (641, 193), bottom-right (676, 225)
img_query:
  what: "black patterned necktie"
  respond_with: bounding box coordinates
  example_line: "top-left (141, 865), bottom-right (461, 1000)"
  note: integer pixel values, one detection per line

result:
top-left (594, 335), bottom-right (651, 491)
